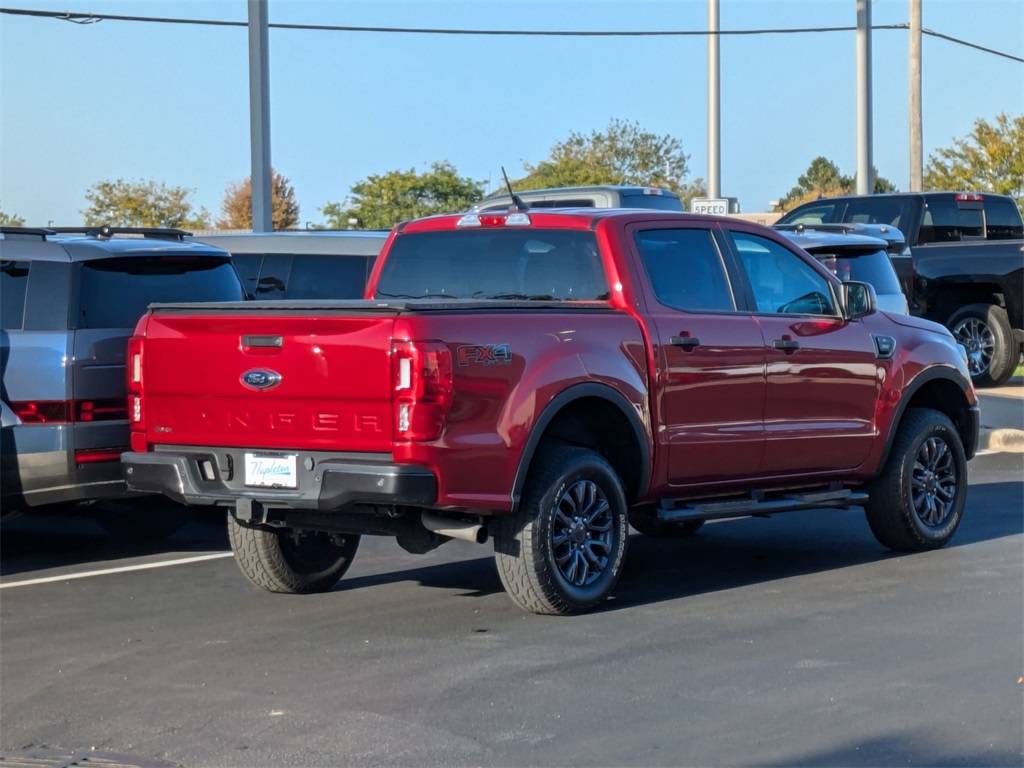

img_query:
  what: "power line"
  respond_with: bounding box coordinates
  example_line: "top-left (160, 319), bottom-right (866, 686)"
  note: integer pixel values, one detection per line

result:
top-left (1, 6), bottom-right (1021, 63)
top-left (922, 27), bottom-right (1024, 63)
top-left (0, 6), bottom-right (900, 35)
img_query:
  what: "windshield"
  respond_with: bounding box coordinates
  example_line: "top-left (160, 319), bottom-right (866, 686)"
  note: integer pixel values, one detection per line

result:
top-left (375, 229), bottom-right (609, 301)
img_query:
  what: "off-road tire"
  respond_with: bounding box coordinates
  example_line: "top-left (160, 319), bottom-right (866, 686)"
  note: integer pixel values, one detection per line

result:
top-left (948, 303), bottom-right (1016, 388)
top-left (865, 408), bottom-right (967, 551)
top-left (493, 445), bottom-right (628, 615)
top-left (629, 508), bottom-right (705, 538)
top-left (94, 498), bottom-right (192, 540)
top-left (228, 512), bottom-right (360, 594)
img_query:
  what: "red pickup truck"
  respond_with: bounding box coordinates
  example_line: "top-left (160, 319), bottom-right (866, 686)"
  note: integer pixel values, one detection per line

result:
top-left (122, 208), bottom-right (980, 615)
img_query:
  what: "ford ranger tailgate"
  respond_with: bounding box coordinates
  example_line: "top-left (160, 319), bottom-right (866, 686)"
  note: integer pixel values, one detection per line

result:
top-left (140, 308), bottom-right (396, 452)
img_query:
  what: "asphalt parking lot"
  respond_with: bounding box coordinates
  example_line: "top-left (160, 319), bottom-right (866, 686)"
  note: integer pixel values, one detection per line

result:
top-left (1, 442), bottom-right (1021, 767)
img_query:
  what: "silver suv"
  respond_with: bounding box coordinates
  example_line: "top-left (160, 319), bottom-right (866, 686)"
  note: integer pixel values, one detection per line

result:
top-left (774, 224), bottom-right (910, 316)
top-left (472, 185), bottom-right (684, 213)
top-left (1, 226), bottom-right (244, 536)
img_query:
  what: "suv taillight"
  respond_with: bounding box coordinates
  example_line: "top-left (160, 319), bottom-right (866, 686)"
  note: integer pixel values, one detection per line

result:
top-left (392, 340), bottom-right (453, 441)
top-left (127, 336), bottom-right (146, 451)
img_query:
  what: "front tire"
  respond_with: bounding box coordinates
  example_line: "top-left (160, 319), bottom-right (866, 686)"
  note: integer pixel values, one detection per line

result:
top-left (865, 408), bottom-right (967, 551)
top-left (948, 303), bottom-right (1016, 388)
top-left (493, 445), bottom-right (629, 615)
top-left (228, 513), bottom-right (360, 594)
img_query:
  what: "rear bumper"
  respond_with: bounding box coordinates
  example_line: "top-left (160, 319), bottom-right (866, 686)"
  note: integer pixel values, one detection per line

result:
top-left (121, 448), bottom-right (437, 511)
top-left (2, 425), bottom-right (133, 511)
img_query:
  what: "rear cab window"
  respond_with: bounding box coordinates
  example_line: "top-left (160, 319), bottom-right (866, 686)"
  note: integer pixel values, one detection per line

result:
top-left (918, 197), bottom-right (983, 244)
top-left (375, 229), bottom-right (608, 301)
top-left (76, 255), bottom-right (244, 328)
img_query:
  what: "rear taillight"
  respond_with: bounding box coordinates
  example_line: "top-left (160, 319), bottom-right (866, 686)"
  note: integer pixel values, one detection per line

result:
top-left (74, 448), bottom-right (123, 464)
top-left (392, 340), bottom-right (453, 441)
top-left (10, 401), bottom-right (72, 423)
top-left (76, 399), bottom-right (129, 422)
top-left (127, 336), bottom-right (146, 448)
top-left (9, 400), bottom-right (126, 423)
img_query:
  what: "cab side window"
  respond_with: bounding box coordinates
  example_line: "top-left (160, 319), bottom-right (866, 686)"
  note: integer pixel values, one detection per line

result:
top-left (635, 229), bottom-right (735, 312)
top-left (731, 232), bottom-right (837, 316)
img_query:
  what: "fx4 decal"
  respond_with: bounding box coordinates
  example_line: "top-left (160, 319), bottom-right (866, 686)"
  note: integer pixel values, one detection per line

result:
top-left (457, 343), bottom-right (512, 366)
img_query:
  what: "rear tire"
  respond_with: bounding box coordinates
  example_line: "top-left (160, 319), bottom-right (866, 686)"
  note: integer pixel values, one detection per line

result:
top-left (228, 513), bottom-right (360, 594)
top-left (493, 445), bottom-right (628, 615)
top-left (948, 303), bottom-right (1016, 388)
top-left (865, 408), bottom-right (967, 551)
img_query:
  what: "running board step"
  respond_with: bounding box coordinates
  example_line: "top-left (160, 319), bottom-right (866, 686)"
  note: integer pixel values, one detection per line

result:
top-left (657, 488), bottom-right (869, 523)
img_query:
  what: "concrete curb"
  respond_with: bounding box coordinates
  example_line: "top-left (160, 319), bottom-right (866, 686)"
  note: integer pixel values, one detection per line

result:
top-left (978, 427), bottom-right (1024, 454)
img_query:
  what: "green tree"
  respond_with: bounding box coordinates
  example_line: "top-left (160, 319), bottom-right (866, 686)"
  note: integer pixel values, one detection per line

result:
top-left (218, 168), bottom-right (300, 230)
top-left (511, 119), bottom-right (704, 207)
top-left (321, 161), bottom-right (485, 230)
top-left (924, 112), bottom-right (1024, 207)
top-left (0, 206), bottom-right (25, 227)
top-left (776, 157), bottom-right (896, 211)
top-left (82, 179), bottom-right (210, 229)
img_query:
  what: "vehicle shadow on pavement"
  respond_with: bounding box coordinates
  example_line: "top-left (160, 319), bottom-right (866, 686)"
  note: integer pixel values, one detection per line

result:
top-left (327, 481), bottom-right (1023, 610)
top-left (610, 486), bottom-right (1023, 613)
top-left (0, 507), bottom-right (228, 578)
top-left (761, 730), bottom-right (1021, 767)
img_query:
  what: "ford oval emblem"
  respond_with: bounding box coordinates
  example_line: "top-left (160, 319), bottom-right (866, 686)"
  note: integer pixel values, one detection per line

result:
top-left (241, 369), bottom-right (282, 391)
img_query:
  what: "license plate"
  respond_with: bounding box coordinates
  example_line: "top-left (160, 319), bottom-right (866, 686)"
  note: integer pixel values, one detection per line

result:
top-left (244, 452), bottom-right (298, 489)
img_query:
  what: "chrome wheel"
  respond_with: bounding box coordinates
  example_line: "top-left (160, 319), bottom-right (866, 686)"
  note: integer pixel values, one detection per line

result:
top-left (552, 479), bottom-right (613, 587)
top-left (951, 316), bottom-right (994, 377)
top-left (911, 436), bottom-right (958, 528)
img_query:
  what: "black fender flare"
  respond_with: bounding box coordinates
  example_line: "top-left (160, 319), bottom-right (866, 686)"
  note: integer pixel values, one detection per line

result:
top-left (510, 382), bottom-right (651, 509)
top-left (878, 367), bottom-right (977, 469)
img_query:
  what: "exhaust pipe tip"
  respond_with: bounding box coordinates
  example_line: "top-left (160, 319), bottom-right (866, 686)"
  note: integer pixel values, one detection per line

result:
top-left (421, 511), bottom-right (489, 545)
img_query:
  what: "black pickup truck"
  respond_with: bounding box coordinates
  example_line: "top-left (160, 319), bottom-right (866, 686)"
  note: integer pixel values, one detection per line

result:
top-left (778, 192), bottom-right (1024, 387)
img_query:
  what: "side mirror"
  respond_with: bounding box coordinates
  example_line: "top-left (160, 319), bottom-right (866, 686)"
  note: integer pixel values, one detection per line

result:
top-left (843, 281), bottom-right (877, 319)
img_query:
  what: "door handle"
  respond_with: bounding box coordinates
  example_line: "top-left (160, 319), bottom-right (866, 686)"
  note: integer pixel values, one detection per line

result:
top-left (670, 335), bottom-right (700, 349)
top-left (772, 338), bottom-right (800, 351)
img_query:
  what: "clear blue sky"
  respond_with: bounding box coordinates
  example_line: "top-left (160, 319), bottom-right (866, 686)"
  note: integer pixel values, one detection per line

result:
top-left (1, 0), bottom-right (1021, 227)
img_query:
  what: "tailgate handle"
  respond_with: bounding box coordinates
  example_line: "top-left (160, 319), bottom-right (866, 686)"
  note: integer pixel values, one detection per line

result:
top-left (241, 335), bottom-right (283, 348)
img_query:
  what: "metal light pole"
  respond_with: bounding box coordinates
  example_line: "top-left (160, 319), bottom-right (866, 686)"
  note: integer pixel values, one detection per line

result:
top-left (248, 0), bottom-right (273, 232)
top-left (855, 0), bottom-right (874, 194)
top-left (909, 0), bottom-right (923, 191)
top-left (707, 0), bottom-right (721, 200)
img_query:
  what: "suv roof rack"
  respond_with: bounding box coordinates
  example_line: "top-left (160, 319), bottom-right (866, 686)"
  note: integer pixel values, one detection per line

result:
top-left (0, 226), bottom-right (58, 240)
top-left (47, 226), bottom-right (191, 241)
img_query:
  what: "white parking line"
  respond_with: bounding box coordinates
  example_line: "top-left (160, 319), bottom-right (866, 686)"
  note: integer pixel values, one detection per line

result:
top-left (0, 552), bottom-right (234, 589)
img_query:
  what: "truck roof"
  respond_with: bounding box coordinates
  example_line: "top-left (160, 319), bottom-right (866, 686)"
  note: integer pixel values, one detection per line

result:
top-left (398, 208), bottom-right (724, 233)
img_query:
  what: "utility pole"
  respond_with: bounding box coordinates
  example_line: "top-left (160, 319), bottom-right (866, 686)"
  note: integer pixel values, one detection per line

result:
top-left (855, 0), bottom-right (874, 194)
top-left (248, 0), bottom-right (273, 232)
top-left (909, 0), bottom-right (923, 191)
top-left (707, 0), bottom-right (720, 200)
